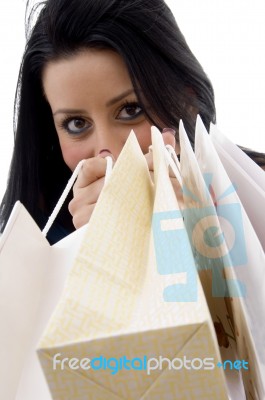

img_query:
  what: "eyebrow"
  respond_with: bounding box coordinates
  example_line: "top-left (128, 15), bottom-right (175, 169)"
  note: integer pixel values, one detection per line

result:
top-left (52, 88), bottom-right (135, 117)
top-left (53, 108), bottom-right (87, 116)
top-left (106, 88), bottom-right (135, 106)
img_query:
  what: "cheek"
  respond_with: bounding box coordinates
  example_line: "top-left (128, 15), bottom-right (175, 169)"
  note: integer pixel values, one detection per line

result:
top-left (134, 122), bottom-right (152, 154)
top-left (58, 137), bottom-right (90, 171)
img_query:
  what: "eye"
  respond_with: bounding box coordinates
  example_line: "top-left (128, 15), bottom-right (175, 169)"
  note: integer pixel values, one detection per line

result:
top-left (116, 102), bottom-right (143, 120)
top-left (61, 117), bottom-right (90, 134)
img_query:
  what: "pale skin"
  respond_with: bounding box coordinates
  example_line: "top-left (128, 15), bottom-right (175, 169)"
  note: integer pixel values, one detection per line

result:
top-left (42, 49), bottom-right (181, 229)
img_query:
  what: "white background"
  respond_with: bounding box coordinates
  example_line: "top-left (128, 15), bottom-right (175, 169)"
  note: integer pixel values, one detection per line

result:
top-left (0, 0), bottom-right (265, 200)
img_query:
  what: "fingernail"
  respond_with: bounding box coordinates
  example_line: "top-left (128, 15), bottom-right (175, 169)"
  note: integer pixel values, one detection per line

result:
top-left (162, 128), bottom-right (176, 136)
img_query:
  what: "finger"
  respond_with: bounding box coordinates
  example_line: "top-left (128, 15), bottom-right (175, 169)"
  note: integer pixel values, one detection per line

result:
top-left (144, 150), bottom-right (154, 172)
top-left (71, 177), bottom-right (105, 208)
top-left (162, 128), bottom-right (176, 148)
top-left (74, 157), bottom-right (107, 189)
top-left (145, 128), bottom-right (176, 171)
top-left (71, 203), bottom-right (96, 229)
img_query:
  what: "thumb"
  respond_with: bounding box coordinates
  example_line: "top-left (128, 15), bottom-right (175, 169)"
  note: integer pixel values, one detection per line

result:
top-left (161, 128), bottom-right (176, 148)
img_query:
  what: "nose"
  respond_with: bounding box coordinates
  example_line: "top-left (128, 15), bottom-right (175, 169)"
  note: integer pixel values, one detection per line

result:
top-left (93, 123), bottom-right (127, 160)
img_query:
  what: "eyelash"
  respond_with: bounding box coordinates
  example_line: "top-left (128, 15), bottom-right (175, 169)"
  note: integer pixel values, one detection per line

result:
top-left (58, 115), bottom-right (89, 135)
top-left (58, 101), bottom-right (144, 135)
top-left (116, 100), bottom-right (143, 120)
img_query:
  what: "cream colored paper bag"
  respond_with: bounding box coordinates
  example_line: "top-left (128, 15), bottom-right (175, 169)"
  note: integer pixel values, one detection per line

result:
top-left (37, 131), bottom-right (228, 400)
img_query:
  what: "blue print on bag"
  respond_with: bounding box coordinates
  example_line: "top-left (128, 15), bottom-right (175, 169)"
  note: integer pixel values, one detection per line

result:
top-left (152, 175), bottom-right (247, 301)
top-left (182, 174), bottom-right (247, 298)
top-left (152, 210), bottom-right (198, 302)
top-left (182, 205), bottom-right (246, 298)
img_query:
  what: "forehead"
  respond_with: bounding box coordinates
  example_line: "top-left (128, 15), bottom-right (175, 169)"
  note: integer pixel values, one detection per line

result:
top-left (42, 49), bottom-right (133, 103)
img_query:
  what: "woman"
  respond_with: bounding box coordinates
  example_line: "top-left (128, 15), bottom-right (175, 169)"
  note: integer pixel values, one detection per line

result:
top-left (0, 0), bottom-right (263, 244)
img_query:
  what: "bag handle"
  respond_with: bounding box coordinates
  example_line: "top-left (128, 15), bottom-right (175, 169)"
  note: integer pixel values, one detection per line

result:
top-left (164, 144), bottom-right (183, 187)
top-left (149, 133), bottom-right (182, 187)
top-left (42, 156), bottom-right (113, 237)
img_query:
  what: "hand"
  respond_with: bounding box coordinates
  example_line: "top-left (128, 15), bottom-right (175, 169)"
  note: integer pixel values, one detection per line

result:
top-left (69, 129), bottom-right (183, 229)
top-left (68, 157), bottom-right (108, 229)
top-left (144, 129), bottom-right (183, 207)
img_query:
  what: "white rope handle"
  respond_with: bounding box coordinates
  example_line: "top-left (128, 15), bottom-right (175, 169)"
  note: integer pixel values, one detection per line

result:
top-left (104, 156), bottom-right (113, 184)
top-left (164, 144), bottom-right (183, 187)
top-left (42, 157), bottom-right (113, 237)
top-left (165, 144), bottom-right (181, 170)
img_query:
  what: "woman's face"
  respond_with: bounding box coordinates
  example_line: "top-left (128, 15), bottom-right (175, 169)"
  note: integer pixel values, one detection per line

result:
top-left (42, 49), bottom-right (152, 171)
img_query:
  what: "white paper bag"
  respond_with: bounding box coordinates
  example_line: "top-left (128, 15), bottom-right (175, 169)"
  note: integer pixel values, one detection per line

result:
top-left (210, 125), bottom-right (265, 251)
top-left (195, 116), bottom-right (265, 399)
top-left (0, 201), bottom-right (87, 400)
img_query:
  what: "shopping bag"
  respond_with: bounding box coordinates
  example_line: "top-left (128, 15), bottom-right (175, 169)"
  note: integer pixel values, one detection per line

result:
top-left (209, 125), bottom-right (265, 251)
top-left (195, 116), bottom-right (265, 400)
top-left (178, 121), bottom-right (246, 399)
top-left (0, 200), bottom-right (88, 400)
top-left (0, 202), bottom-right (51, 400)
top-left (37, 130), bottom-right (229, 400)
